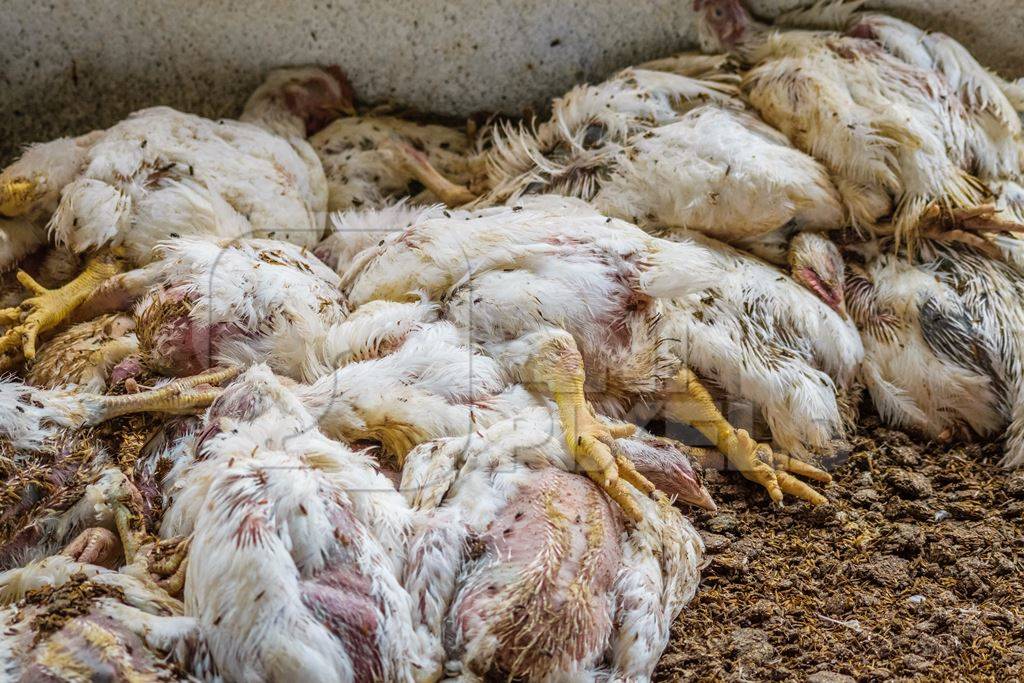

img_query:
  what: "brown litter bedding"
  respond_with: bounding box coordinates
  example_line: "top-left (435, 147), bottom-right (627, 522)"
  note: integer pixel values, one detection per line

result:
top-left (655, 415), bottom-right (1024, 682)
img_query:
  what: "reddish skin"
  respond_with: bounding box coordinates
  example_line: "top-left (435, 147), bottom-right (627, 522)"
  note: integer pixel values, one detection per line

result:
top-left (109, 354), bottom-right (145, 386)
top-left (138, 288), bottom-right (245, 377)
top-left (795, 266), bottom-right (846, 317)
top-left (285, 66), bottom-right (357, 136)
top-left (617, 437), bottom-right (716, 511)
top-left (301, 569), bottom-right (384, 682)
top-left (62, 527), bottom-right (122, 567)
top-left (452, 469), bottom-right (623, 679)
top-left (693, 0), bottom-right (751, 49)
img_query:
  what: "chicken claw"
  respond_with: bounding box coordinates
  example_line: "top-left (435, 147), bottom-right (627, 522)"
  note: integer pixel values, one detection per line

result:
top-left (61, 527), bottom-right (122, 567)
top-left (383, 138), bottom-right (477, 207)
top-left (0, 252), bottom-right (123, 359)
top-left (765, 449), bottom-right (830, 505)
top-left (566, 409), bottom-right (653, 521)
top-left (86, 366), bottom-right (242, 422)
top-left (0, 178), bottom-right (36, 217)
top-left (526, 335), bottom-right (657, 522)
top-left (664, 367), bottom-right (830, 506)
top-left (144, 536), bottom-right (191, 595)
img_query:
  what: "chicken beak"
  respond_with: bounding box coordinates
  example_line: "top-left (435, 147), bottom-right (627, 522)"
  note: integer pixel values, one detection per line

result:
top-left (677, 482), bottom-right (718, 512)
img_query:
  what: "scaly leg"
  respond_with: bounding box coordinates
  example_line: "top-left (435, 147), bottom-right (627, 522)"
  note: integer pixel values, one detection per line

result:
top-left (526, 335), bottom-right (659, 522)
top-left (146, 536), bottom-right (191, 595)
top-left (82, 366), bottom-right (241, 424)
top-left (662, 368), bottom-right (830, 506)
top-left (61, 527), bottom-right (122, 567)
top-left (0, 250), bottom-right (124, 359)
top-left (384, 139), bottom-right (477, 207)
top-left (107, 480), bottom-right (191, 595)
top-left (920, 202), bottom-right (1024, 234)
top-left (0, 178), bottom-right (36, 217)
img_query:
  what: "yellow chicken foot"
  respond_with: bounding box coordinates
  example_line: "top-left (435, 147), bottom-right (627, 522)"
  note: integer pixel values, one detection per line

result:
top-left (384, 139), bottom-right (477, 207)
top-left (0, 178), bottom-right (36, 217)
top-left (112, 499), bottom-right (147, 566)
top-left (0, 251), bottom-right (124, 359)
top-left (662, 368), bottom-right (829, 506)
top-left (108, 481), bottom-right (190, 594)
top-left (146, 536), bottom-right (191, 596)
top-left (86, 367), bottom-right (241, 423)
top-left (526, 336), bottom-right (657, 522)
top-left (920, 202), bottom-right (1024, 234)
top-left (61, 527), bottom-right (123, 567)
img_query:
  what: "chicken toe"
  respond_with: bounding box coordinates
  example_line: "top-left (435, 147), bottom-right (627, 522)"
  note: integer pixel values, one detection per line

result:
top-left (83, 366), bottom-right (242, 423)
top-left (0, 178), bottom-right (36, 217)
top-left (0, 252), bottom-right (123, 359)
top-left (384, 139), bottom-right (477, 206)
top-left (145, 536), bottom-right (191, 595)
top-left (662, 367), bottom-right (831, 506)
top-left (61, 527), bottom-right (122, 567)
top-left (526, 335), bottom-right (658, 520)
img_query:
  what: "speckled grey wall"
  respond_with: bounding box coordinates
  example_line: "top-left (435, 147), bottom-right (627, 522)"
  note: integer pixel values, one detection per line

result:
top-left (3, 0), bottom-right (1024, 163)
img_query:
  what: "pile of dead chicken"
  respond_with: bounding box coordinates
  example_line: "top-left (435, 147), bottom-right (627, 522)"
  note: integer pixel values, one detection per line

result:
top-left (1, 1), bottom-right (1023, 680)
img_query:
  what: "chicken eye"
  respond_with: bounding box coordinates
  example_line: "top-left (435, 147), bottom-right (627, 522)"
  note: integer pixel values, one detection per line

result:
top-left (582, 122), bottom-right (606, 148)
top-left (523, 181), bottom-right (546, 195)
top-left (712, 6), bottom-right (724, 18)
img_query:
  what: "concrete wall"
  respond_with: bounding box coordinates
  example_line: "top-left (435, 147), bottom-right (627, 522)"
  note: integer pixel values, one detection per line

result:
top-left (3, 0), bottom-right (1023, 163)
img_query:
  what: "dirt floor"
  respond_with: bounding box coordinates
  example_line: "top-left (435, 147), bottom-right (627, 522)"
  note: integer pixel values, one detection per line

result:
top-left (654, 414), bottom-right (1024, 682)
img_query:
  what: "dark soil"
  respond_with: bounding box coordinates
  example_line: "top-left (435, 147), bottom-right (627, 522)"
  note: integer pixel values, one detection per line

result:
top-left (654, 415), bottom-right (1024, 682)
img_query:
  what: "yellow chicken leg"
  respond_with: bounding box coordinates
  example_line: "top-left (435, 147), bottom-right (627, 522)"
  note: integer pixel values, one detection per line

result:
top-left (662, 368), bottom-right (829, 506)
top-left (0, 178), bottom-right (37, 217)
top-left (384, 139), bottom-right (478, 207)
top-left (85, 366), bottom-right (242, 423)
top-left (0, 251), bottom-right (124, 360)
top-left (107, 482), bottom-right (191, 595)
top-left (526, 335), bottom-right (658, 522)
top-left (145, 536), bottom-right (191, 595)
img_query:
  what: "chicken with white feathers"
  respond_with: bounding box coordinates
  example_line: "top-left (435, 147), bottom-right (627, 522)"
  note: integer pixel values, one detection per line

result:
top-left (140, 362), bottom-right (712, 681)
top-left (249, 65), bottom-right (477, 211)
top-left (325, 198), bottom-right (843, 507)
top-left (401, 407), bottom-right (706, 681)
top-left (0, 66), bottom-right (351, 366)
top-left (144, 364), bottom-right (437, 682)
top-left (42, 229), bottom-right (666, 519)
top-left (470, 51), bottom-right (846, 243)
top-left (693, 0), bottom-right (1024, 246)
top-left (0, 556), bottom-right (214, 681)
top-left (847, 236), bottom-right (1024, 469)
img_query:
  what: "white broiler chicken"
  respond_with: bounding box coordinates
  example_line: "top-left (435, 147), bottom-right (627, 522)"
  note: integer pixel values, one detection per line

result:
top-left (471, 52), bottom-right (846, 243)
top-left (693, 0), bottom-right (1023, 245)
top-left (328, 198), bottom-right (848, 507)
top-left (846, 236), bottom-right (1024, 467)
top-left (150, 364), bottom-right (438, 683)
top-left (0, 67), bottom-right (351, 365)
top-left (774, 1), bottom-right (1024, 223)
top-left (25, 313), bottom-right (138, 392)
top-left (401, 409), bottom-right (706, 681)
top-left (0, 555), bottom-right (214, 680)
top-left (55, 232), bottom-right (659, 519)
top-left (671, 228), bottom-right (862, 457)
top-left (43, 236), bottom-right (348, 386)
